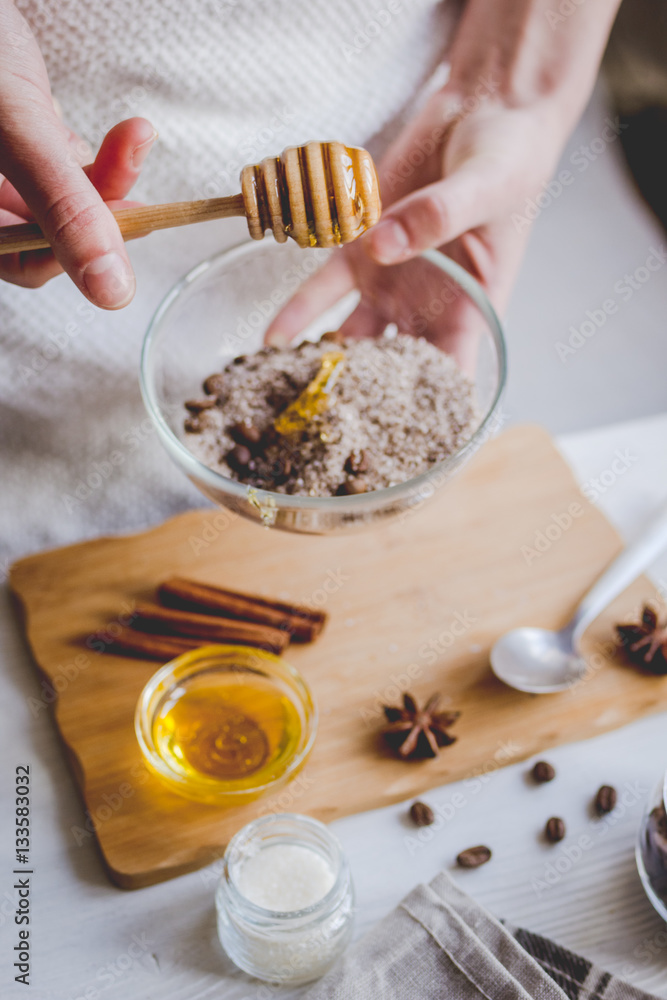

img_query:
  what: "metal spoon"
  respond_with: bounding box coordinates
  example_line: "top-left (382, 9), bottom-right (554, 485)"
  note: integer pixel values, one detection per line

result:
top-left (490, 501), bottom-right (667, 693)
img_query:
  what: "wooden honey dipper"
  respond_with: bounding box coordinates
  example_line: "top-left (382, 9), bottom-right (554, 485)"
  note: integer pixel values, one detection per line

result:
top-left (0, 141), bottom-right (381, 255)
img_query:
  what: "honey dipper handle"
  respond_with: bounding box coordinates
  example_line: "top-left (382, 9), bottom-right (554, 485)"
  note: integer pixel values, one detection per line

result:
top-left (0, 194), bottom-right (247, 255)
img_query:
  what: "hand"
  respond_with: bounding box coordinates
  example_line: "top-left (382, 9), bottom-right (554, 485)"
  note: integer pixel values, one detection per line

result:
top-left (264, 84), bottom-right (568, 362)
top-left (0, 2), bottom-right (156, 307)
top-left (265, 0), bottom-right (621, 356)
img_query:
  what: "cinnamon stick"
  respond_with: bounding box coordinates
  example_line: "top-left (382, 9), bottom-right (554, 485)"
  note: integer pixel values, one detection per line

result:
top-left (157, 576), bottom-right (327, 642)
top-left (132, 603), bottom-right (290, 654)
top-left (106, 627), bottom-right (203, 661)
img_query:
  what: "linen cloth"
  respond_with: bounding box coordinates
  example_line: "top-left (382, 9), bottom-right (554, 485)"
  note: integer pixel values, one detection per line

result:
top-left (304, 871), bottom-right (658, 1000)
top-left (2, 0), bottom-right (458, 574)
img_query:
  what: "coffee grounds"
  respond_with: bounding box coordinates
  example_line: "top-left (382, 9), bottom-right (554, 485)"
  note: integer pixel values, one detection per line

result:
top-left (183, 333), bottom-right (477, 497)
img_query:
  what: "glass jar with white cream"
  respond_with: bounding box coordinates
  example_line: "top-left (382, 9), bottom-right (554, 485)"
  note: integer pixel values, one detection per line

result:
top-left (216, 813), bottom-right (355, 985)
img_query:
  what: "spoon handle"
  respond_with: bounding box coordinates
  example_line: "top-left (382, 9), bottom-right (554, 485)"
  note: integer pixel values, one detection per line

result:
top-left (571, 501), bottom-right (667, 643)
top-left (0, 195), bottom-right (247, 255)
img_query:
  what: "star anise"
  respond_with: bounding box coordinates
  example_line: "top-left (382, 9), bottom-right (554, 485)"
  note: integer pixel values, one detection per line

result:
top-left (616, 605), bottom-right (667, 675)
top-left (382, 692), bottom-right (460, 759)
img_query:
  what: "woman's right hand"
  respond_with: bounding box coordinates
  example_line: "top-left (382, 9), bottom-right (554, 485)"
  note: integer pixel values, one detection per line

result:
top-left (0, 1), bottom-right (156, 308)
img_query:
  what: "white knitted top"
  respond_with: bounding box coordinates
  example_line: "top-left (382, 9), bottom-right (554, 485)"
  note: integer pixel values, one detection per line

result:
top-left (3, 0), bottom-right (456, 571)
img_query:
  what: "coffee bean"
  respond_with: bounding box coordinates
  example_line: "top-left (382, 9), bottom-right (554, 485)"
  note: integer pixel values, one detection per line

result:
top-left (336, 477), bottom-right (367, 495)
top-left (545, 817), bottom-right (566, 843)
top-left (203, 373), bottom-right (225, 395)
top-left (185, 398), bottom-right (216, 413)
top-left (267, 389), bottom-right (290, 410)
top-left (409, 801), bottom-right (434, 827)
top-left (594, 785), bottom-right (617, 815)
top-left (456, 845), bottom-right (492, 869)
top-left (230, 421), bottom-right (262, 446)
top-left (232, 355), bottom-right (247, 365)
top-left (532, 761), bottom-right (555, 783)
top-left (226, 444), bottom-right (252, 470)
top-left (321, 330), bottom-right (346, 345)
top-left (270, 456), bottom-right (293, 484)
top-left (344, 449), bottom-right (369, 475)
top-left (184, 416), bottom-right (202, 434)
top-left (261, 425), bottom-right (279, 447)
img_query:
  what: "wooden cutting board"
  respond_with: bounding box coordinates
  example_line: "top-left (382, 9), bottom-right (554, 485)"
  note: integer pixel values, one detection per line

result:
top-left (9, 426), bottom-right (667, 889)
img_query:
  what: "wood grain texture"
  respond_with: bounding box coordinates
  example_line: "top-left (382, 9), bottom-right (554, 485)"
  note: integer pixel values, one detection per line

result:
top-left (0, 141), bottom-right (382, 254)
top-left (240, 141), bottom-right (381, 248)
top-left (0, 196), bottom-right (247, 254)
top-left (8, 426), bottom-right (667, 889)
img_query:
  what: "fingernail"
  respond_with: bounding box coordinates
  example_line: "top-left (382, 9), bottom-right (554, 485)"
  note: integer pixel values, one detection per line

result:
top-left (83, 253), bottom-right (135, 308)
top-left (265, 331), bottom-right (292, 348)
top-left (368, 219), bottom-right (410, 264)
top-left (132, 129), bottom-right (158, 169)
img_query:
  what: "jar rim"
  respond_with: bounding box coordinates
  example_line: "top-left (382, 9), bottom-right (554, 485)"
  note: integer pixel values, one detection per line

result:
top-left (220, 813), bottom-right (350, 920)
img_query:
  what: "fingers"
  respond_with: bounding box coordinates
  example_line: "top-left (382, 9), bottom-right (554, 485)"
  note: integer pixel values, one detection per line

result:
top-left (364, 157), bottom-right (500, 265)
top-left (376, 90), bottom-right (462, 207)
top-left (0, 206), bottom-right (63, 287)
top-left (0, 176), bottom-right (32, 219)
top-left (337, 300), bottom-right (389, 341)
top-left (1, 101), bottom-right (141, 308)
top-left (0, 246), bottom-right (64, 288)
top-left (1, 119), bottom-right (155, 217)
top-left (85, 118), bottom-right (157, 201)
top-left (264, 254), bottom-right (355, 346)
top-left (0, 126), bottom-right (93, 220)
top-left (0, 197), bottom-right (146, 289)
top-left (0, 117), bottom-right (156, 301)
top-left (0, 4), bottom-right (155, 304)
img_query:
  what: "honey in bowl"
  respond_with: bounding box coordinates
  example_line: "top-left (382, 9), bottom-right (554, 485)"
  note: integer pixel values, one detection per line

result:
top-left (153, 672), bottom-right (303, 785)
top-left (135, 645), bottom-right (317, 804)
top-left (273, 350), bottom-right (345, 438)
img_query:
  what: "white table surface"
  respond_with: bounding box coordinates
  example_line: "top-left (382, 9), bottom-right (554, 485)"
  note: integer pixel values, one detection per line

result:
top-left (2, 413), bottom-right (667, 1000)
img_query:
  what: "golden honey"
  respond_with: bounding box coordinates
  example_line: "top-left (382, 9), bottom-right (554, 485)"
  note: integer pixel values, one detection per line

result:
top-left (274, 350), bottom-right (345, 437)
top-left (152, 670), bottom-right (304, 790)
top-left (240, 141), bottom-right (381, 249)
top-left (136, 646), bottom-right (316, 804)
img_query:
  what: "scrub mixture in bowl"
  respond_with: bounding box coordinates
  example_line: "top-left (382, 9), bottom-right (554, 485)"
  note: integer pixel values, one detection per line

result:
top-left (182, 332), bottom-right (477, 497)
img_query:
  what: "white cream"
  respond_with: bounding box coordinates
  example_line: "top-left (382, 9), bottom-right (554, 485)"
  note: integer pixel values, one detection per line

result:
top-left (216, 816), bottom-right (355, 985)
top-left (236, 843), bottom-right (336, 911)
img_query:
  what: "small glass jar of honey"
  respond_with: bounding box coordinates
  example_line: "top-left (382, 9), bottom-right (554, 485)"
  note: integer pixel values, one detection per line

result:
top-left (135, 645), bottom-right (317, 804)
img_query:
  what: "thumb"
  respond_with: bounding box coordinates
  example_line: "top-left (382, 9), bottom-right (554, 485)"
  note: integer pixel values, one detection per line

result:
top-left (364, 158), bottom-right (503, 265)
top-left (1, 102), bottom-right (135, 308)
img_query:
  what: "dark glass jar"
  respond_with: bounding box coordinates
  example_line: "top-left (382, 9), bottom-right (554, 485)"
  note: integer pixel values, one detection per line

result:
top-left (637, 777), bottom-right (667, 921)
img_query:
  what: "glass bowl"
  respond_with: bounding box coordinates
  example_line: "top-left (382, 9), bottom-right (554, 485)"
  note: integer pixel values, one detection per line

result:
top-left (140, 238), bottom-right (506, 534)
top-left (134, 644), bottom-right (317, 805)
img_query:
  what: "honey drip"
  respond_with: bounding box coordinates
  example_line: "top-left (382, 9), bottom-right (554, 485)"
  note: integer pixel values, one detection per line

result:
top-left (274, 351), bottom-right (345, 437)
top-left (153, 674), bottom-right (303, 785)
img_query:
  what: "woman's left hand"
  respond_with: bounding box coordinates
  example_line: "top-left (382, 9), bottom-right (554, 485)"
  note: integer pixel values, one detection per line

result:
top-left (264, 0), bottom-right (621, 359)
top-left (264, 84), bottom-right (567, 362)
